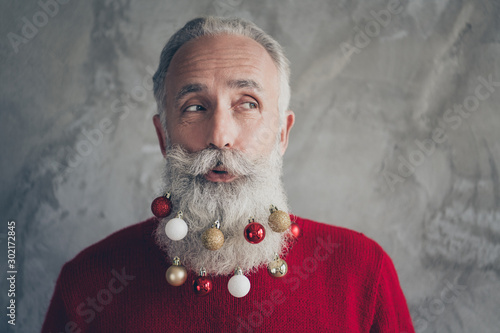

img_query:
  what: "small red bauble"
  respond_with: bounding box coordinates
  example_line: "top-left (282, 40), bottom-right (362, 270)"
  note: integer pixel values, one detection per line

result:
top-left (151, 194), bottom-right (172, 218)
top-left (244, 222), bottom-right (266, 244)
top-left (290, 222), bottom-right (302, 239)
top-left (193, 276), bottom-right (213, 296)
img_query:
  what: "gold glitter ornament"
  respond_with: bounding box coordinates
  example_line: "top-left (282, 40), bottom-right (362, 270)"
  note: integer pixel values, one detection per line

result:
top-left (268, 205), bottom-right (291, 233)
top-left (165, 256), bottom-right (187, 286)
top-left (267, 253), bottom-right (288, 278)
top-left (201, 220), bottom-right (225, 251)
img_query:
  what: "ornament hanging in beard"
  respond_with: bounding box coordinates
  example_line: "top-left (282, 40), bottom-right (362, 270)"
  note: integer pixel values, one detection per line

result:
top-left (268, 205), bottom-right (291, 232)
top-left (166, 256), bottom-right (187, 286)
top-left (244, 218), bottom-right (266, 244)
top-left (164, 211), bottom-right (188, 241)
top-left (227, 267), bottom-right (251, 298)
top-left (193, 267), bottom-right (213, 296)
top-left (267, 253), bottom-right (288, 278)
top-left (151, 192), bottom-right (172, 218)
top-left (201, 220), bottom-right (224, 250)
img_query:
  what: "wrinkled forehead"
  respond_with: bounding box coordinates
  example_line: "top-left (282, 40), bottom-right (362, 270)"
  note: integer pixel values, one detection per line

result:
top-left (165, 34), bottom-right (280, 94)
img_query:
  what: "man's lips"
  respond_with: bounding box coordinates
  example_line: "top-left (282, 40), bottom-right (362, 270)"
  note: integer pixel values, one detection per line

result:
top-left (204, 166), bottom-right (238, 183)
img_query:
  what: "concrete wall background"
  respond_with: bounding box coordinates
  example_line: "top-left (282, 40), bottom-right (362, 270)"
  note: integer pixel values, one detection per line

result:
top-left (1, 0), bottom-right (499, 331)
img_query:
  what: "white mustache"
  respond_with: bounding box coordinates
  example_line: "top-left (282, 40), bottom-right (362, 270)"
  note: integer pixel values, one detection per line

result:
top-left (167, 145), bottom-right (257, 178)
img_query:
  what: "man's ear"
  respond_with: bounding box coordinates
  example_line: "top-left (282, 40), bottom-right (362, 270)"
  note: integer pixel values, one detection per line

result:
top-left (279, 110), bottom-right (295, 155)
top-left (153, 114), bottom-right (167, 158)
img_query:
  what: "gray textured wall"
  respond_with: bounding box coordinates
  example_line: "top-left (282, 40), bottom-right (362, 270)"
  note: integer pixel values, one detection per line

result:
top-left (1, 0), bottom-right (499, 332)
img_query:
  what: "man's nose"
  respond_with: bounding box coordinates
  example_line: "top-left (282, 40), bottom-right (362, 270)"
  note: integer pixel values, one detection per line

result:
top-left (206, 105), bottom-right (237, 149)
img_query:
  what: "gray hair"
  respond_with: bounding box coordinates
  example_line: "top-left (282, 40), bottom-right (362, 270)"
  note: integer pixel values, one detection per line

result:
top-left (152, 16), bottom-right (291, 129)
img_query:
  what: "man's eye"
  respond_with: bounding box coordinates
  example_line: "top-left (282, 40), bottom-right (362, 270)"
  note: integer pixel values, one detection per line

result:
top-left (184, 105), bottom-right (205, 112)
top-left (241, 102), bottom-right (258, 110)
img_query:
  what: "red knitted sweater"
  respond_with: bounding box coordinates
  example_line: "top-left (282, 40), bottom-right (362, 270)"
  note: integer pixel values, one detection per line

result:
top-left (42, 216), bottom-right (415, 332)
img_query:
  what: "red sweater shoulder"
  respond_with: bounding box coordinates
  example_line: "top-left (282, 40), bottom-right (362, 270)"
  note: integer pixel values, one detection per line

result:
top-left (291, 216), bottom-right (415, 332)
top-left (292, 215), bottom-right (388, 269)
top-left (66, 217), bottom-right (158, 266)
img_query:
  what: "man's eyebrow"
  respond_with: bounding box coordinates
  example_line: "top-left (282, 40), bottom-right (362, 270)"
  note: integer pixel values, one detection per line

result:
top-left (227, 79), bottom-right (263, 92)
top-left (173, 80), bottom-right (262, 108)
top-left (174, 83), bottom-right (207, 107)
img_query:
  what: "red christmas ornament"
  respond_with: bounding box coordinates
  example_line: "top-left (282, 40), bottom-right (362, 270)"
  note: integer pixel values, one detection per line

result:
top-left (244, 219), bottom-right (266, 244)
top-left (151, 193), bottom-right (172, 218)
top-left (290, 222), bottom-right (302, 239)
top-left (193, 268), bottom-right (213, 296)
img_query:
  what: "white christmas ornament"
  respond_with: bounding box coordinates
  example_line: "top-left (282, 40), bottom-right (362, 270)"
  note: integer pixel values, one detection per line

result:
top-left (227, 267), bottom-right (251, 298)
top-left (165, 211), bottom-right (188, 241)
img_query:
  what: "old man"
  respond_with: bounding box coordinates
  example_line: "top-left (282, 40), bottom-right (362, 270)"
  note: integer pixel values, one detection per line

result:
top-left (42, 16), bottom-right (415, 332)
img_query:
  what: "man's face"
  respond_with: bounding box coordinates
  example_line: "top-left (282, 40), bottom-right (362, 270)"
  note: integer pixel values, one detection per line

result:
top-left (153, 34), bottom-right (294, 182)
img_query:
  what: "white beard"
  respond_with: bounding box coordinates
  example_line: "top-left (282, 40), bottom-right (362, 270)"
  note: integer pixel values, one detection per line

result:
top-left (154, 143), bottom-right (291, 276)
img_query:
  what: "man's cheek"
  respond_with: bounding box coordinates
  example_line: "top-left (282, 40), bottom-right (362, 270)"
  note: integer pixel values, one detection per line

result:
top-left (168, 125), bottom-right (200, 149)
top-left (252, 123), bottom-right (279, 152)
